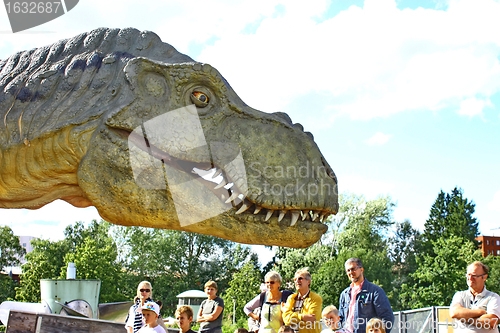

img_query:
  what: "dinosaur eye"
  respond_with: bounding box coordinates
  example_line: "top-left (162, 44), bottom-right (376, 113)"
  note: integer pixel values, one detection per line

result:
top-left (191, 91), bottom-right (209, 107)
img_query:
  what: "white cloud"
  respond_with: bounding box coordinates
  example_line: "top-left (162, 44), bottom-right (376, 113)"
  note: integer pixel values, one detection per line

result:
top-left (487, 191), bottom-right (500, 212)
top-left (196, 0), bottom-right (500, 119)
top-left (365, 132), bottom-right (392, 146)
top-left (2, 0), bottom-right (500, 121)
top-left (458, 97), bottom-right (487, 117)
top-left (0, 200), bottom-right (101, 241)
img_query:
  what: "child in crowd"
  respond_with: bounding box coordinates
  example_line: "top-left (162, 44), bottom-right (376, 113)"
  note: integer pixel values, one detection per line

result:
top-left (321, 306), bottom-right (347, 333)
top-left (278, 325), bottom-right (294, 333)
top-left (197, 281), bottom-right (224, 333)
top-left (175, 305), bottom-right (196, 333)
top-left (137, 301), bottom-right (166, 333)
top-left (366, 318), bottom-right (386, 333)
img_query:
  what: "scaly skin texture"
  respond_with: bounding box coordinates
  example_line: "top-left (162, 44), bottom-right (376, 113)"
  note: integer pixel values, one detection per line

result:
top-left (0, 28), bottom-right (338, 248)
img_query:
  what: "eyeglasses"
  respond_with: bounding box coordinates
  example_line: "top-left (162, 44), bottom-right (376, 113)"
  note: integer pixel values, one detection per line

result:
top-left (465, 274), bottom-right (486, 279)
top-left (346, 267), bottom-right (360, 273)
top-left (265, 281), bottom-right (276, 284)
top-left (294, 277), bottom-right (305, 281)
top-left (140, 289), bottom-right (151, 292)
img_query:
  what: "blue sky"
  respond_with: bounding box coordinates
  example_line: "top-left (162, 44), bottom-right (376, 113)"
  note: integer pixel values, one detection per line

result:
top-left (1, 0), bottom-right (499, 264)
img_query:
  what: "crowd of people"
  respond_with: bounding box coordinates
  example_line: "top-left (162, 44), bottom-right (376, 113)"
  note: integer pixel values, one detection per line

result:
top-left (124, 259), bottom-right (500, 333)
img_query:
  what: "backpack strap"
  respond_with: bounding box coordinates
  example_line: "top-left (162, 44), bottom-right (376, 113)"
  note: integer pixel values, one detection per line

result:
top-left (258, 291), bottom-right (267, 322)
top-left (281, 290), bottom-right (293, 303)
top-left (259, 291), bottom-right (267, 308)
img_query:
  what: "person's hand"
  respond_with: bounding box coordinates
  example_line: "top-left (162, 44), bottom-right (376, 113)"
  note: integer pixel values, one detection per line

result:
top-left (302, 314), bottom-right (316, 322)
top-left (250, 313), bottom-right (259, 321)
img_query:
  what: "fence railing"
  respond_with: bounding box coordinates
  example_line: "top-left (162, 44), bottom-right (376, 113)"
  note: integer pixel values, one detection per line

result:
top-left (393, 306), bottom-right (455, 333)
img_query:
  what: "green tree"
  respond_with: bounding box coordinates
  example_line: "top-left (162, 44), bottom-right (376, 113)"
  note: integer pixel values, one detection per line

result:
top-left (61, 237), bottom-right (127, 303)
top-left (484, 255), bottom-right (500, 294)
top-left (113, 226), bottom-right (238, 315)
top-left (335, 194), bottom-right (395, 251)
top-left (17, 220), bottom-right (123, 303)
top-left (223, 262), bottom-right (262, 327)
top-left (422, 187), bottom-right (479, 255)
top-left (274, 244), bottom-right (330, 286)
top-left (0, 274), bottom-right (17, 302)
top-left (0, 226), bottom-right (25, 269)
top-left (389, 220), bottom-right (421, 311)
top-left (16, 238), bottom-right (67, 302)
top-left (399, 236), bottom-right (483, 309)
top-left (0, 226), bottom-right (26, 303)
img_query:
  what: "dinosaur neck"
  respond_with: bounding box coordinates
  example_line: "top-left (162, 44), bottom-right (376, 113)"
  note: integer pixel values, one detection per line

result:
top-left (0, 123), bottom-right (96, 209)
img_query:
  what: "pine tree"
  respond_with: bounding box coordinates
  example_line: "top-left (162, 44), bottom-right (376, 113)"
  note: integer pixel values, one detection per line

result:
top-left (422, 187), bottom-right (479, 256)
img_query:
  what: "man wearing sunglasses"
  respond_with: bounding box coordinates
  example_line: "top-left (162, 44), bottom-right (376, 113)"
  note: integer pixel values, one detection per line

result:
top-left (283, 268), bottom-right (322, 333)
top-left (450, 261), bottom-right (500, 333)
top-left (338, 258), bottom-right (394, 333)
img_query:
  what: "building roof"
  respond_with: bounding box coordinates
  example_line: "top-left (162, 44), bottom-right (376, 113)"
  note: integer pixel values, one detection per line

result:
top-left (176, 290), bottom-right (206, 298)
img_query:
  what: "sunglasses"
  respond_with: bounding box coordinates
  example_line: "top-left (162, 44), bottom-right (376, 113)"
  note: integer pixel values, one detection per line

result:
top-left (294, 277), bottom-right (305, 281)
top-left (140, 289), bottom-right (151, 293)
top-left (265, 281), bottom-right (276, 284)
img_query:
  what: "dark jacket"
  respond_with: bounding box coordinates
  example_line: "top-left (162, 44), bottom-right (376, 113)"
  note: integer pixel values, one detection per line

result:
top-left (338, 279), bottom-right (394, 333)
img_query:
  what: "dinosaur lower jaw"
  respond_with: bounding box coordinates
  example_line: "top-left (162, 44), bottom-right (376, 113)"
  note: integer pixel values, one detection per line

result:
top-left (191, 166), bottom-right (333, 227)
top-left (113, 127), bottom-right (334, 228)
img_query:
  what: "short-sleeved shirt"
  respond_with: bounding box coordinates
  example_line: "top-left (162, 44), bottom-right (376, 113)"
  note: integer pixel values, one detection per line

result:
top-left (450, 288), bottom-right (500, 333)
top-left (137, 325), bottom-right (166, 333)
top-left (199, 297), bottom-right (225, 331)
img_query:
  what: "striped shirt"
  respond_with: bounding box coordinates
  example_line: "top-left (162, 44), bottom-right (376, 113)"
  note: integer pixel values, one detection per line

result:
top-left (126, 298), bottom-right (152, 333)
top-left (294, 290), bottom-right (310, 313)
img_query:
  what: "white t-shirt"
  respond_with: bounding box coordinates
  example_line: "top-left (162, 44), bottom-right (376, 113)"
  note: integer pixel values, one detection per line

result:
top-left (450, 288), bottom-right (500, 333)
top-left (137, 325), bottom-right (167, 333)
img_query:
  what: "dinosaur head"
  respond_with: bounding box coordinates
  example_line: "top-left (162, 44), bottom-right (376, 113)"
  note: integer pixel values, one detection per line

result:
top-left (78, 57), bottom-right (338, 248)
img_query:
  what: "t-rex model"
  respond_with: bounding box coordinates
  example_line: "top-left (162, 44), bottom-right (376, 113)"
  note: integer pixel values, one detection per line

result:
top-left (0, 28), bottom-right (338, 248)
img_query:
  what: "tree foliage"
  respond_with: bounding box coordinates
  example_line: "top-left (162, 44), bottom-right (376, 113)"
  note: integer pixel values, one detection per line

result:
top-left (223, 262), bottom-right (262, 326)
top-left (389, 220), bottom-right (421, 311)
top-left (16, 238), bottom-right (67, 302)
top-left (0, 226), bottom-right (25, 269)
top-left (422, 187), bottom-right (479, 255)
top-left (399, 236), bottom-right (483, 309)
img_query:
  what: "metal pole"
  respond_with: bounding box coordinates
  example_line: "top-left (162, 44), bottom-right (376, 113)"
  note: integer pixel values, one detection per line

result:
top-left (232, 297), bottom-right (236, 325)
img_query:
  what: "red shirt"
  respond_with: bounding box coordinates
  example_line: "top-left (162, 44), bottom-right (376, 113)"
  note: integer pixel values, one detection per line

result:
top-left (346, 283), bottom-right (362, 332)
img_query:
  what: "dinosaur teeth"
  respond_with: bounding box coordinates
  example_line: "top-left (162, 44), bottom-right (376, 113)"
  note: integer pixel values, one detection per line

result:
top-left (278, 210), bottom-right (286, 222)
top-left (214, 180), bottom-right (227, 190)
top-left (265, 209), bottom-right (274, 222)
top-left (302, 210), bottom-right (310, 221)
top-left (236, 200), bottom-right (252, 215)
top-left (290, 211), bottom-right (300, 226)
top-left (312, 211), bottom-right (319, 222)
top-left (212, 168), bottom-right (223, 179)
top-left (225, 191), bottom-right (240, 204)
top-left (253, 205), bottom-right (262, 214)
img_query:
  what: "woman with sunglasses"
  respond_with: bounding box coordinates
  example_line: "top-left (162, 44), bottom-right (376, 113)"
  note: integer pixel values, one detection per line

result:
top-left (244, 271), bottom-right (293, 333)
top-left (125, 281), bottom-right (168, 333)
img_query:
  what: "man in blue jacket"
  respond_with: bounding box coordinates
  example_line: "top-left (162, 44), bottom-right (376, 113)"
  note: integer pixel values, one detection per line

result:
top-left (338, 258), bottom-right (394, 333)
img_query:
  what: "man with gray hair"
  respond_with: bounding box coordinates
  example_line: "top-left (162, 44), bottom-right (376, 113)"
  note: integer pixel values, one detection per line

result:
top-left (338, 258), bottom-right (394, 333)
top-left (450, 261), bottom-right (500, 333)
top-left (283, 268), bottom-right (322, 333)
